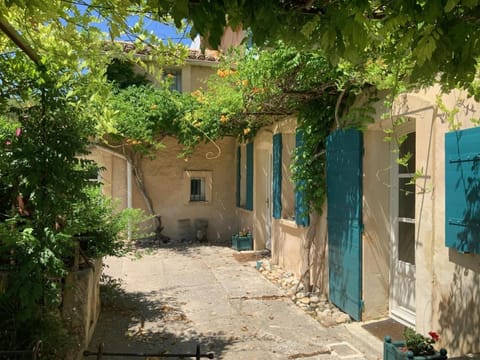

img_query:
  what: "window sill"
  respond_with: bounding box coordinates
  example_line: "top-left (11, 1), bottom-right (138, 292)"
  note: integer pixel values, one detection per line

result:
top-left (237, 207), bottom-right (253, 213)
top-left (278, 218), bottom-right (298, 229)
top-left (189, 200), bottom-right (210, 205)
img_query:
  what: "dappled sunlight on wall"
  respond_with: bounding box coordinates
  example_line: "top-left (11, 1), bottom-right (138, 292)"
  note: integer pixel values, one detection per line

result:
top-left (437, 251), bottom-right (480, 356)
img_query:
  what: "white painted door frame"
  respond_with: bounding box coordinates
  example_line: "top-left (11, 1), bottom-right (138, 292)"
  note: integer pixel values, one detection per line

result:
top-left (389, 120), bottom-right (416, 328)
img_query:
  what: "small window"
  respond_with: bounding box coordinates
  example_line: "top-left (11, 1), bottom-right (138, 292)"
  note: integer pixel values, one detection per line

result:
top-left (185, 170), bottom-right (212, 204)
top-left (87, 167), bottom-right (102, 183)
top-left (190, 178), bottom-right (205, 201)
top-left (163, 70), bottom-right (182, 92)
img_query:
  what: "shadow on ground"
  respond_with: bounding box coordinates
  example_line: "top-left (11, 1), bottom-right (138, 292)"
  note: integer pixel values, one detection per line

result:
top-left (133, 240), bottom-right (231, 257)
top-left (86, 274), bottom-right (236, 359)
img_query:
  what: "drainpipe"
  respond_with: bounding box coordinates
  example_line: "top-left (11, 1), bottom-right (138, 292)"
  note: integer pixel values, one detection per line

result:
top-left (127, 159), bottom-right (133, 240)
top-left (96, 146), bottom-right (133, 239)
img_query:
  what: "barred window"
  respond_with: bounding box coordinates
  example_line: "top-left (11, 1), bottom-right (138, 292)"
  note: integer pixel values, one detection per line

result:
top-left (190, 178), bottom-right (205, 202)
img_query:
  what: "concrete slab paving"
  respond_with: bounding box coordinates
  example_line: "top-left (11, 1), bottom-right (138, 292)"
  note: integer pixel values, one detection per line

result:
top-left (87, 245), bottom-right (383, 359)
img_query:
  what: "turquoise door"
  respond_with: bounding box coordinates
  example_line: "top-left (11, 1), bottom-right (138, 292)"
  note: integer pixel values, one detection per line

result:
top-left (326, 129), bottom-right (363, 321)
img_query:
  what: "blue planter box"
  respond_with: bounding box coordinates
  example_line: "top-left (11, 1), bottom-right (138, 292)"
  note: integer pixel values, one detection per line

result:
top-left (232, 234), bottom-right (253, 251)
top-left (384, 336), bottom-right (447, 360)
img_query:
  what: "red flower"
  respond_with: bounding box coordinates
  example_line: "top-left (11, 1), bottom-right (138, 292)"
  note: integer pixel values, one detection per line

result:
top-left (428, 331), bottom-right (440, 342)
top-left (15, 128), bottom-right (21, 137)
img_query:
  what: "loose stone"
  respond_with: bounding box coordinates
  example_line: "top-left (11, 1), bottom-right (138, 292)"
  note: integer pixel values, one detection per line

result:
top-left (256, 259), bottom-right (352, 326)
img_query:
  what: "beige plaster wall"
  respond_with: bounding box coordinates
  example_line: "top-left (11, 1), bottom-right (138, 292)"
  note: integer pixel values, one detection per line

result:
top-left (422, 88), bottom-right (480, 356)
top-left (89, 137), bottom-right (236, 243)
top-left (186, 64), bottom-right (217, 92)
top-left (219, 27), bottom-right (246, 52)
top-left (131, 59), bottom-right (217, 93)
top-left (273, 220), bottom-right (305, 276)
top-left (87, 149), bottom-right (128, 210)
top-left (62, 259), bottom-right (102, 360)
top-left (140, 137), bottom-right (237, 242)
top-left (362, 129), bottom-right (391, 320)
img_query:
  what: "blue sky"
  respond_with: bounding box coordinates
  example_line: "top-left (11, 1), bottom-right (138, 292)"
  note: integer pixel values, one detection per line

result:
top-left (134, 19), bottom-right (192, 45)
top-left (75, 2), bottom-right (193, 46)
top-left (112, 16), bottom-right (193, 45)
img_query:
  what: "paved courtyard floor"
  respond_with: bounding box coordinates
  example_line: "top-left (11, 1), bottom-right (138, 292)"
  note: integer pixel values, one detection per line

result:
top-left (86, 245), bottom-right (383, 359)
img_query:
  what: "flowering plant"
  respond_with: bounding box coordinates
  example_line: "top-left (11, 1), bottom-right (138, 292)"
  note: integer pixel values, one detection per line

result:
top-left (238, 227), bottom-right (252, 237)
top-left (403, 328), bottom-right (440, 356)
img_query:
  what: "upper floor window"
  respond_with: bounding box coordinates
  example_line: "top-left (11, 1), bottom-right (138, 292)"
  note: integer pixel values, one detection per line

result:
top-left (163, 70), bottom-right (182, 92)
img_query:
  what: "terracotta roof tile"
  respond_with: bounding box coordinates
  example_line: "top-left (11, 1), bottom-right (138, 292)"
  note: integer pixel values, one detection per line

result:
top-left (105, 41), bottom-right (220, 62)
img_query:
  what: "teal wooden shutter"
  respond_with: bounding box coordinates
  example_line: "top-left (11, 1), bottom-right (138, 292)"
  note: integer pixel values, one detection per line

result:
top-left (327, 128), bottom-right (363, 320)
top-left (273, 133), bottom-right (282, 219)
top-left (295, 129), bottom-right (310, 227)
top-left (445, 127), bottom-right (480, 254)
top-left (236, 146), bottom-right (241, 207)
top-left (246, 142), bottom-right (254, 210)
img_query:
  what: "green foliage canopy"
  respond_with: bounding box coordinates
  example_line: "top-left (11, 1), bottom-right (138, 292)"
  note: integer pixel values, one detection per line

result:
top-left (186, 43), bottom-right (376, 213)
top-left (2, 0), bottom-right (479, 95)
top-left (169, 0), bottom-right (480, 93)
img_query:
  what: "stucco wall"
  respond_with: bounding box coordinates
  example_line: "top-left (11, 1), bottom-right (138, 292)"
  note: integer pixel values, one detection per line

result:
top-left (362, 128), bottom-right (390, 320)
top-left (62, 259), bottom-right (102, 360)
top-left (424, 88), bottom-right (480, 356)
top-left (87, 147), bottom-right (129, 209)
top-left (92, 137), bottom-right (237, 243)
top-left (140, 137), bottom-right (237, 242)
top-left (273, 220), bottom-right (305, 276)
top-left (185, 64), bottom-right (217, 93)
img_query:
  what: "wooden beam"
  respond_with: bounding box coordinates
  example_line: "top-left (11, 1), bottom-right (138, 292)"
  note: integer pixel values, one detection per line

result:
top-left (0, 15), bottom-right (41, 65)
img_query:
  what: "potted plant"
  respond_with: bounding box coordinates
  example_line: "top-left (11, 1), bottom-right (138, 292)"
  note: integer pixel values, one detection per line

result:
top-left (384, 328), bottom-right (447, 360)
top-left (231, 228), bottom-right (253, 251)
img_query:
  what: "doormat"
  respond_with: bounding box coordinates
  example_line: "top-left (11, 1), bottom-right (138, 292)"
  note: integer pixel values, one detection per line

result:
top-left (361, 318), bottom-right (407, 342)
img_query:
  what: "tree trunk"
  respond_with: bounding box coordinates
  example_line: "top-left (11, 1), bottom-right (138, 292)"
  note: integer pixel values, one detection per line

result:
top-left (100, 144), bottom-right (159, 230)
top-left (297, 213), bottom-right (320, 293)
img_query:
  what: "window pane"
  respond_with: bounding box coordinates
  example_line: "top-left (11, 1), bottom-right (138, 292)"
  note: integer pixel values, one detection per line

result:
top-left (190, 178), bottom-right (205, 201)
top-left (399, 132), bottom-right (415, 174)
top-left (163, 70), bottom-right (182, 92)
top-left (399, 177), bottom-right (415, 219)
top-left (398, 222), bottom-right (415, 264)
